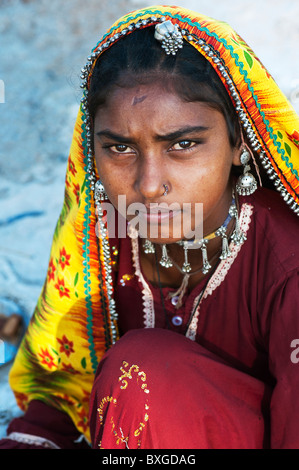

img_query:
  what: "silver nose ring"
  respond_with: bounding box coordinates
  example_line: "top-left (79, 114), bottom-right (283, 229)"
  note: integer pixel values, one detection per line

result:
top-left (163, 184), bottom-right (169, 196)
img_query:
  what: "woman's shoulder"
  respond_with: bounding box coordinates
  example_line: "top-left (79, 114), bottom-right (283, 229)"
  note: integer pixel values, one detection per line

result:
top-left (244, 187), bottom-right (299, 274)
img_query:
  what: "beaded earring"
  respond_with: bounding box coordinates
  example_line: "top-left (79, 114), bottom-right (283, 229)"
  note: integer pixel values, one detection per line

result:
top-left (235, 146), bottom-right (258, 196)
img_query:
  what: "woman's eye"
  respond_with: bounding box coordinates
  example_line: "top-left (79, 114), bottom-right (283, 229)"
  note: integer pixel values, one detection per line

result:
top-left (110, 144), bottom-right (132, 153)
top-left (172, 140), bottom-right (197, 150)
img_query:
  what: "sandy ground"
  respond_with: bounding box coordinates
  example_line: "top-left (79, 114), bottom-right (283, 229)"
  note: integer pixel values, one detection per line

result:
top-left (0, 0), bottom-right (299, 439)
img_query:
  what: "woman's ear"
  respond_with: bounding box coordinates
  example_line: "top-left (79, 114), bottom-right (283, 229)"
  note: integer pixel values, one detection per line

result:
top-left (232, 144), bottom-right (243, 167)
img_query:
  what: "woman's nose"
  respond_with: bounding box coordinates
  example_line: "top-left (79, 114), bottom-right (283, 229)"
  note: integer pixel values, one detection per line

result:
top-left (135, 156), bottom-right (166, 201)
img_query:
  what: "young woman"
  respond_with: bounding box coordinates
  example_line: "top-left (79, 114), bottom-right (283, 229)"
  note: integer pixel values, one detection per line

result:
top-left (1, 5), bottom-right (299, 449)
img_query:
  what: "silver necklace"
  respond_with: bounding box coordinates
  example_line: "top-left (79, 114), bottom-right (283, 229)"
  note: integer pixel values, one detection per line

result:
top-left (143, 196), bottom-right (246, 309)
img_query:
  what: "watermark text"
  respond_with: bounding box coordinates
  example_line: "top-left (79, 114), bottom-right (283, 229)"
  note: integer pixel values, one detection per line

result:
top-left (290, 339), bottom-right (299, 364)
top-left (95, 195), bottom-right (203, 243)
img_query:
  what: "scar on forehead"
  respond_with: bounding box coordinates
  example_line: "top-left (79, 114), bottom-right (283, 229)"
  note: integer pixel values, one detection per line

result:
top-left (132, 95), bottom-right (147, 106)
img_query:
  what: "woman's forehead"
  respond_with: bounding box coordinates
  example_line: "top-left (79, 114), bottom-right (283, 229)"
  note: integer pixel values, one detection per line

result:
top-left (94, 83), bottom-right (226, 136)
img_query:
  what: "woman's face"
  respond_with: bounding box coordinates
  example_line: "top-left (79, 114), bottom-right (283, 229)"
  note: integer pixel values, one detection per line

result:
top-left (93, 81), bottom-right (241, 244)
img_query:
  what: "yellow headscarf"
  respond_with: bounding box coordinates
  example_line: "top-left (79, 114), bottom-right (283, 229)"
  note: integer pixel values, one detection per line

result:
top-left (9, 5), bottom-right (299, 443)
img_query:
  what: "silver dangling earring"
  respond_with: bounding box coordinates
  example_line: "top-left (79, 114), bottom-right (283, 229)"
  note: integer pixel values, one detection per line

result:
top-left (236, 146), bottom-right (258, 196)
top-left (94, 179), bottom-right (108, 202)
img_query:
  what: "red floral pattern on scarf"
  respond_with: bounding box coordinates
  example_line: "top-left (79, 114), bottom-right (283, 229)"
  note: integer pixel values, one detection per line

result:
top-left (68, 157), bottom-right (77, 177)
top-left (57, 335), bottom-right (75, 357)
top-left (54, 278), bottom-right (70, 298)
top-left (59, 247), bottom-right (71, 270)
top-left (47, 258), bottom-right (56, 282)
top-left (73, 183), bottom-right (80, 205)
top-left (38, 348), bottom-right (56, 369)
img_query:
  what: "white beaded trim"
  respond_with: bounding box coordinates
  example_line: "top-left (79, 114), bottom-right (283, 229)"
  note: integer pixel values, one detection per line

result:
top-left (6, 432), bottom-right (60, 449)
top-left (128, 224), bottom-right (155, 328)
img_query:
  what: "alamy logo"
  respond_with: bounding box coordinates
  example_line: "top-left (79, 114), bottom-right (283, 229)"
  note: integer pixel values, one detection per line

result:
top-left (95, 196), bottom-right (203, 243)
top-left (290, 339), bottom-right (299, 364)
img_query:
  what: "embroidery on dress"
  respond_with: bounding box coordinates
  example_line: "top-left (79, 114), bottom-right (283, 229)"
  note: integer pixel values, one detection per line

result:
top-left (97, 360), bottom-right (150, 449)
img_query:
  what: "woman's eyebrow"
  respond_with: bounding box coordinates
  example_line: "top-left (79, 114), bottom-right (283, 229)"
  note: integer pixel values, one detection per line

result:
top-left (155, 125), bottom-right (210, 141)
top-left (96, 125), bottom-right (210, 143)
top-left (96, 130), bottom-right (135, 143)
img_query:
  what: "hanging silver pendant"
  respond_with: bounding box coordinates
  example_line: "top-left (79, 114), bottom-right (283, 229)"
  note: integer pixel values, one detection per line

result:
top-left (231, 227), bottom-right (247, 246)
top-left (219, 233), bottom-right (232, 260)
top-left (182, 242), bottom-right (192, 273)
top-left (229, 205), bottom-right (247, 246)
top-left (216, 226), bottom-right (232, 260)
top-left (143, 239), bottom-right (155, 254)
top-left (201, 240), bottom-right (212, 274)
top-left (160, 244), bottom-right (173, 268)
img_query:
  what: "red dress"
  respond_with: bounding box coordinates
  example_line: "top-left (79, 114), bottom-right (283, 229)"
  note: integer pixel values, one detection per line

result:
top-left (1, 188), bottom-right (299, 449)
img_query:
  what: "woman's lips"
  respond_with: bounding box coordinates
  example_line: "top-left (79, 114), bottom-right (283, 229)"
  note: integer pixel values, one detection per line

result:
top-left (137, 207), bottom-right (181, 223)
